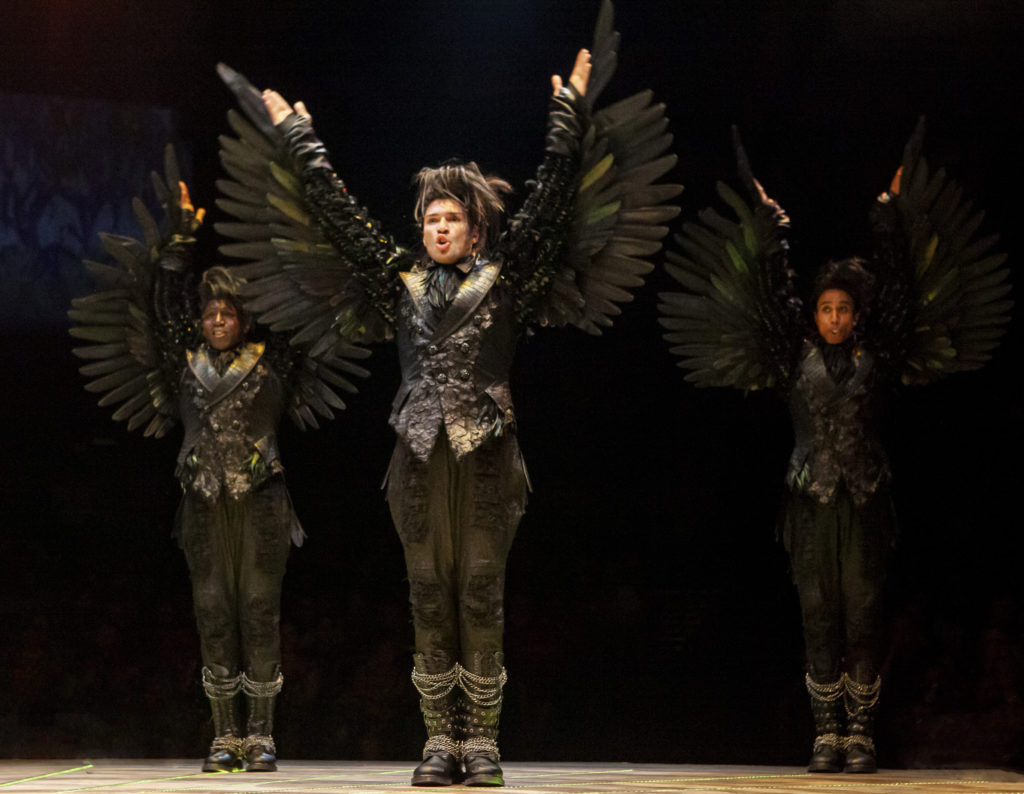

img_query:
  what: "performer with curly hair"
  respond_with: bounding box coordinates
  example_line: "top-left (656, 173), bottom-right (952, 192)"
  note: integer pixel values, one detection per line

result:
top-left (659, 122), bottom-right (1011, 773)
top-left (782, 257), bottom-right (895, 773)
top-left (213, 1), bottom-right (680, 784)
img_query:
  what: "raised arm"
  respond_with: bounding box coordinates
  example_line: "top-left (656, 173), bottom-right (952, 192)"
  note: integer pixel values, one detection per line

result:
top-left (504, 1), bottom-right (681, 333)
top-left (866, 117), bottom-right (1011, 385)
top-left (215, 64), bottom-right (411, 350)
top-left (69, 147), bottom-right (201, 438)
top-left (658, 129), bottom-right (803, 392)
top-left (502, 64), bottom-right (590, 326)
top-left (285, 125), bottom-right (404, 331)
top-left (261, 89), bottom-right (404, 325)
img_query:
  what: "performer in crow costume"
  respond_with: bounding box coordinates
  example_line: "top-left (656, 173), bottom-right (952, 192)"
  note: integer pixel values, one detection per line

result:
top-left (69, 153), bottom-right (369, 772)
top-left (213, 1), bottom-right (680, 784)
top-left (658, 122), bottom-right (1011, 773)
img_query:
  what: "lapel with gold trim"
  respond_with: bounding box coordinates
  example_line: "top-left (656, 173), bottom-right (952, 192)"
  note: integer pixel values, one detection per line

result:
top-left (187, 342), bottom-right (265, 410)
top-left (399, 258), bottom-right (502, 343)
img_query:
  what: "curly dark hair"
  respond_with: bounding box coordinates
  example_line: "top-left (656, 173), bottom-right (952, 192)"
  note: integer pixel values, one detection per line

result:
top-left (811, 257), bottom-right (875, 316)
top-left (413, 161), bottom-right (512, 255)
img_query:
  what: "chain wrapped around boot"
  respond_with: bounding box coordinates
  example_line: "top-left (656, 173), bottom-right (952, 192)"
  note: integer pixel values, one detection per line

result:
top-left (844, 674), bottom-right (881, 774)
top-left (805, 673), bottom-right (845, 773)
top-left (241, 670), bottom-right (283, 772)
top-left (411, 653), bottom-right (462, 786)
top-left (461, 652), bottom-right (507, 787)
top-left (201, 667), bottom-right (244, 773)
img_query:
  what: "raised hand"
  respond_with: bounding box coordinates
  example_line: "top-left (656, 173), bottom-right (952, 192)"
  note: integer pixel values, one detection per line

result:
top-left (261, 89), bottom-right (312, 126)
top-left (551, 48), bottom-right (591, 97)
top-left (178, 181), bottom-right (205, 231)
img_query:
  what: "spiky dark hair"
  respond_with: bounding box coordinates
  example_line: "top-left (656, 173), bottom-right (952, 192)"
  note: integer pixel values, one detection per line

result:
top-left (413, 161), bottom-right (512, 255)
top-left (199, 266), bottom-right (249, 328)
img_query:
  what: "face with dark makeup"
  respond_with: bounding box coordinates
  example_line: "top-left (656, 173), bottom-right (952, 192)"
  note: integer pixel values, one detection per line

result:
top-left (202, 299), bottom-right (245, 351)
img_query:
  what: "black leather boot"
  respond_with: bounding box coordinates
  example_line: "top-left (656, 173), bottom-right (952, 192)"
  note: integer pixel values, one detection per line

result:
top-left (805, 673), bottom-right (845, 773)
top-left (201, 667), bottom-right (244, 773)
top-left (241, 670), bottom-right (282, 772)
top-left (460, 652), bottom-right (507, 787)
top-left (411, 652), bottom-right (462, 786)
top-left (411, 750), bottom-right (461, 787)
top-left (844, 674), bottom-right (881, 773)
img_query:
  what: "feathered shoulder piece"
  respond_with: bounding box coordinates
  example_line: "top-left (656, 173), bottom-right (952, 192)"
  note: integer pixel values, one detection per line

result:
top-left (511, 0), bottom-right (683, 333)
top-left (69, 146), bottom-right (200, 438)
top-left (658, 128), bottom-right (803, 390)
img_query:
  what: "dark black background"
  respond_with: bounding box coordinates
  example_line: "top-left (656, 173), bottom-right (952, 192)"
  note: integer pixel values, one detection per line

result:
top-left (1, 0), bottom-right (1022, 768)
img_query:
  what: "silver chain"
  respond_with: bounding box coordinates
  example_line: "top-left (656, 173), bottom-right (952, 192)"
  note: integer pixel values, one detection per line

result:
top-left (210, 735), bottom-right (243, 754)
top-left (412, 663), bottom-right (507, 705)
top-left (460, 666), bottom-right (507, 706)
top-left (202, 667), bottom-right (241, 700)
top-left (241, 670), bottom-right (284, 698)
top-left (423, 735), bottom-right (460, 759)
top-left (241, 734), bottom-right (276, 754)
top-left (462, 736), bottom-right (500, 759)
top-left (812, 733), bottom-right (844, 751)
top-left (412, 665), bottom-right (460, 700)
top-left (844, 734), bottom-right (876, 752)
top-left (844, 674), bottom-right (881, 716)
top-left (805, 673), bottom-right (843, 702)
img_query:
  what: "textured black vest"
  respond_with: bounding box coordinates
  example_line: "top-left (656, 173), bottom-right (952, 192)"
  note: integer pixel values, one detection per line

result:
top-left (390, 258), bottom-right (518, 461)
top-left (786, 341), bottom-right (891, 507)
top-left (177, 342), bottom-right (286, 500)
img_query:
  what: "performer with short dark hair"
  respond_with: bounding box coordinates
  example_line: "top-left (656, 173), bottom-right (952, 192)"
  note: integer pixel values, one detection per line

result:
top-left (69, 158), bottom-right (369, 773)
top-left (214, 2), bottom-right (681, 784)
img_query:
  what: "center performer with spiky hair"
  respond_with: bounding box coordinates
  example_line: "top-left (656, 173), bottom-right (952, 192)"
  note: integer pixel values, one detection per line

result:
top-left (214, 2), bottom-right (680, 784)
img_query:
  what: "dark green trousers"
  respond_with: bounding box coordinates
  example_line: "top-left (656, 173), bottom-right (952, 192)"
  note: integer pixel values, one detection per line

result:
top-left (387, 433), bottom-right (528, 661)
top-left (782, 487), bottom-right (894, 680)
top-left (178, 478), bottom-right (294, 681)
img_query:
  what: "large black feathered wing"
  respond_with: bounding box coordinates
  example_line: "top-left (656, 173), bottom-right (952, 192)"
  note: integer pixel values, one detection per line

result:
top-left (215, 63), bottom-right (408, 355)
top-left (869, 117), bottom-right (1012, 385)
top-left (507, 0), bottom-right (683, 334)
top-left (70, 142), bottom-right (371, 436)
top-left (658, 129), bottom-right (803, 390)
top-left (68, 146), bottom-right (199, 438)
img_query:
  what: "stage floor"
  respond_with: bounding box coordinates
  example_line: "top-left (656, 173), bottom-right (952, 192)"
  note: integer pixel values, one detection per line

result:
top-left (1, 761), bottom-right (1023, 794)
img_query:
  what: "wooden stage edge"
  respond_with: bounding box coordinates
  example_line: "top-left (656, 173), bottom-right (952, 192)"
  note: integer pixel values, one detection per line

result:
top-left (1, 761), bottom-right (1023, 794)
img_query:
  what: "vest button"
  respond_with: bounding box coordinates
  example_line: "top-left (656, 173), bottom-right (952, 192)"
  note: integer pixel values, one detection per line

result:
top-left (459, 342), bottom-right (471, 354)
top-left (436, 372), bottom-right (448, 384)
top-left (458, 368), bottom-right (471, 381)
top-left (427, 344), bottom-right (438, 355)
